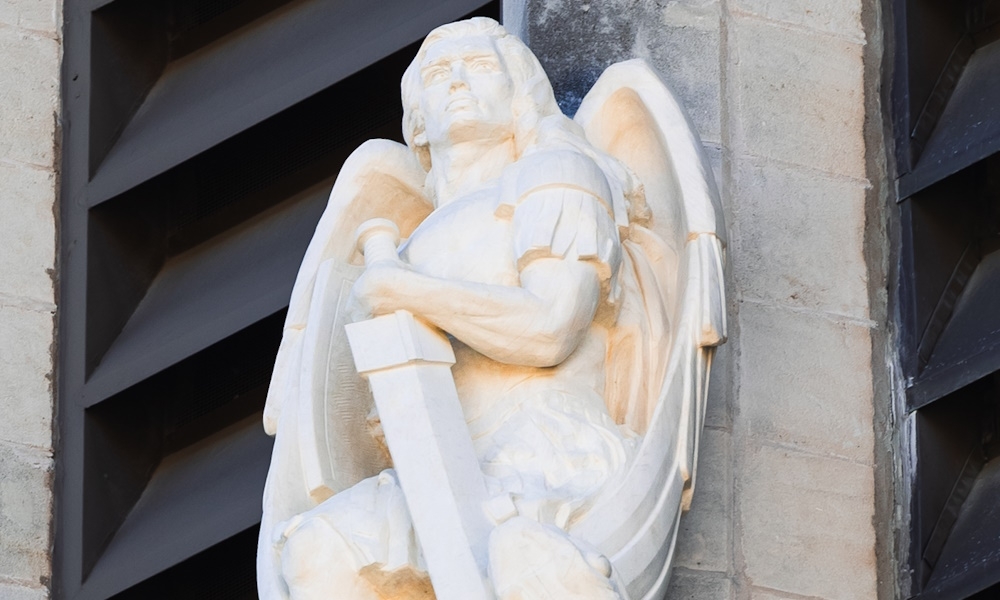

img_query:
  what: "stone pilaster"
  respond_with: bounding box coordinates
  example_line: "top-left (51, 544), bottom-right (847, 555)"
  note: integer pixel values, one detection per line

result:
top-left (0, 1), bottom-right (61, 597)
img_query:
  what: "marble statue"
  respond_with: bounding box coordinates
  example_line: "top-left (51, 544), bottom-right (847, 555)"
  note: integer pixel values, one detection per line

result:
top-left (257, 17), bottom-right (726, 600)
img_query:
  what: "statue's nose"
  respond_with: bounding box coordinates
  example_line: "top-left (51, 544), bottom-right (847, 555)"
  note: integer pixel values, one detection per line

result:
top-left (449, 63), bottom-right (470, 93)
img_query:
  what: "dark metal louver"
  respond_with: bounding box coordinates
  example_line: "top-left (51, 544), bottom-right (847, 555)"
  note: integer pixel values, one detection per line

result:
top-left (891, 1), bottom-right (1000, 598)
top-left (57, 1), bottom-right (500, 598)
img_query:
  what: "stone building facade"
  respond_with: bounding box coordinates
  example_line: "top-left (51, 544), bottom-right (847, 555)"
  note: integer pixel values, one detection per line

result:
top-left (0, 0), bottom-right (968, 598)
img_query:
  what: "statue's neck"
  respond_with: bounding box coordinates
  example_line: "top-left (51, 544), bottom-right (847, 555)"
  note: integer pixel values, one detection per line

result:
top-left (429, 136), bottom-right (516, 206)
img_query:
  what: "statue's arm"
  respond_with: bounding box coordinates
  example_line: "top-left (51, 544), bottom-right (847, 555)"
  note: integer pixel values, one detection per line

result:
top-left (350, 257), bottom-right (601, 368)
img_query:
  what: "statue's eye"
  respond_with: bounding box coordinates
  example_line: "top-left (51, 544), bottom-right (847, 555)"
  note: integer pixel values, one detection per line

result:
top-left (423, 67), bottom-right (449, 85)
top-left (470, 59), bottom-right (498, 72)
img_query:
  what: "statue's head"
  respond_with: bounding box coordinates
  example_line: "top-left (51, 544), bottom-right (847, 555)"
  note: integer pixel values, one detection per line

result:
top-left (401, 17), bottom-right (561, 170)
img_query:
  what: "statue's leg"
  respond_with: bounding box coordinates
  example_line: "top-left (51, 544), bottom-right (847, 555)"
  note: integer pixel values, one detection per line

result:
top-left (276, 469), bottom-right (431, 600)
top-left (488, 517), bottom-right (621, 600)
top-left (280, 519), bottom-right (380, 600)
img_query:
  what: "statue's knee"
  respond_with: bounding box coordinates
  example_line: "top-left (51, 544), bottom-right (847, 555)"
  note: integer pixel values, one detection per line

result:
top-left (489, 517), bottom-right (618, 600)
top-left (281, 519), bottom-right (353, 585)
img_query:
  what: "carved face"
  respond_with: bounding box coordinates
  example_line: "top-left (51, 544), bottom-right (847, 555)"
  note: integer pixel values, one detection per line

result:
top-left (417, 35), bottom-right (515, 147)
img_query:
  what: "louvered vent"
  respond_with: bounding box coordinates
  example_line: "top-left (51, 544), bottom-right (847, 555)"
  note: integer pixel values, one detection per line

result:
top-left (891, 1), bottom-right (1000, 598)
top-left (58, 1), bottom-right (500, 598)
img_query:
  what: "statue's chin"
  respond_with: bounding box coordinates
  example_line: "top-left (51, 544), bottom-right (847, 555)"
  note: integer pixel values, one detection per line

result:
top-left (440, 119), bottom-right (513, 145)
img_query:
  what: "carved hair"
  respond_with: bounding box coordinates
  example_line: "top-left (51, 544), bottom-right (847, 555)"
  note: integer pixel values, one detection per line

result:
top-left (401, 17), bottom-right (561, 170)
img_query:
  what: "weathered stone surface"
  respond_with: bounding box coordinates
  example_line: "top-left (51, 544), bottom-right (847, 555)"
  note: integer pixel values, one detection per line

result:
top-left (674, 428), bottom-right (731, 572)
top-left (525, 0), bottom-right (642, 114)
top-left (0, 305), bottom-right (53, 450)
top-left (0, 0), bottom-right (60, 34)
top-left (738, 302), bottom-right (873, 464)
top-left (729, 16), bottom-right (865, 178)
top-left (0, 27), bottom-right (60, 168)
top-left (704, 143), bottom-right (723, 197)
top-left (732, 157), bottom-right (869, 319)
top-left (705, 334), bottom-right (731, 430)
top-left (739, 443), bottom-right (876, 599)
top-left (664, 568), bottom-right (732, 600)
top-left (732, 0), bottom-right (864, 41)
top-left (639, 0), bottom-right (721, 143)
top-left (523, 0), bottom-right (724, 144)
top-left (0, 162), bottom-right (56, 307)
top-left (748, 588), bottom-right (812, 599)
top-left (0, 442), bottom-right (53, 586)
top-left (0, 582), bottom-right (47, 600)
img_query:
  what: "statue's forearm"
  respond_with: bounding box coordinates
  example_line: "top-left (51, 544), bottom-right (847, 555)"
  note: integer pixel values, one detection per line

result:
top-left (388, 259), bottom-right (601, 367)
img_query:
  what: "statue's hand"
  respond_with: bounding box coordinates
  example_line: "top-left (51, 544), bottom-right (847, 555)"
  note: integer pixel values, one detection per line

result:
top-left (347, 261), bottom-right (412, 322)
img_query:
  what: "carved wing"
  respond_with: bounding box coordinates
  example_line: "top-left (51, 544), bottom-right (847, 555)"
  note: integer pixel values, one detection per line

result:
top-left (258, 139), bottom-right (432, 600)
top-left (568, 60), bottom-right (727, 599)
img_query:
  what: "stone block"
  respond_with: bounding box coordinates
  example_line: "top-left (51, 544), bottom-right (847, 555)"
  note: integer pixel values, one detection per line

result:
top-left (705, 335), bottom-right (731, 430)
top-left (748, 588), bottom-right (810, 599)
top-left (0, 442), bottom-right (52, 585)
top-left (526, 0), bottom-right (640, 115)
top-left (729, 16), bottom-right (865, 178)
top-left (731, 157), bottom-right (869, 319)
top-left (732, 0), bottom-right (864, 41)
top-left (0, 162), bottom-right (56, 307)
top-left (0, 305), bottom-right (54, 450)
top-left (0, 27), bottom-right (60, 168)
top-left (703, 143), bottom-right (723, 197)
top-left (738, 302), bottom-right (873, 463)
top-left (0, 582), bottom-right (47, 600)
top-left (639, 0), bottom-right (721, 143)
top-left (0, 0), bottom-right (60, 34)
top-left (674, 428), bottom-right (731, 572)
top-left (664, 568), bottom-right (732, 600)
top-left (738, 444), bottom-right (876, 599)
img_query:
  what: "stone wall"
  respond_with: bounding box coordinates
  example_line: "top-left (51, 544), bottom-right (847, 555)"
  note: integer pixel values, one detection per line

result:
top-left (0, 0), bottom-right (61, 597)
top-left (510, 1), bottom-right (886, 598)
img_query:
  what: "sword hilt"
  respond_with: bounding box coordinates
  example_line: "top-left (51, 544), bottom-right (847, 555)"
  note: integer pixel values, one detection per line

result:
top-left (356, 218), bottom-right (401, 266)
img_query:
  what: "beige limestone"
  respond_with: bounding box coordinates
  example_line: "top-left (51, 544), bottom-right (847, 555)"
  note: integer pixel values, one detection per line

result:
top-left (739, 443), bottom-right (876, 599)
top-left (748, 589), bottom-right (817, 600)
top-left (729, 15), bottom-right (866, 178)
top-left (0, 162), bottom-right (57, 308)
top-left (0, 0), bottom-right (59, 34)
top-left (0, 305), bottom-right (55, 450)
top-left (732, 157), bottom-right (869, 319)
top-left (738, 302), bottom-right (875, 464)
top-left (0, 27), bottom-right (59, 168)
top-left (0, 442), bottom-right (53, 588)
top-left (732, 0), bottom-right (864, 41)
top-left (0, 582), bottom-right (48, 600)
top-left (0, 1), bottom-right (60, 599)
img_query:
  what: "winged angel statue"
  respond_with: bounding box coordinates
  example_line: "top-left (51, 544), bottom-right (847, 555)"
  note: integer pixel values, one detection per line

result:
top-left (258, 17), bottom-right (726, 600)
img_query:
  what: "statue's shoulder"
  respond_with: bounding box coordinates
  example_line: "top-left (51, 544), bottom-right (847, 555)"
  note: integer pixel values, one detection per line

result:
top-left (495, 144), bottom-right (623, 307)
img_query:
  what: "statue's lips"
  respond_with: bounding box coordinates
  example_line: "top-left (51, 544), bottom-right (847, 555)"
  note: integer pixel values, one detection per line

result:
top-left (446, 94), bottom-right (480, 112)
